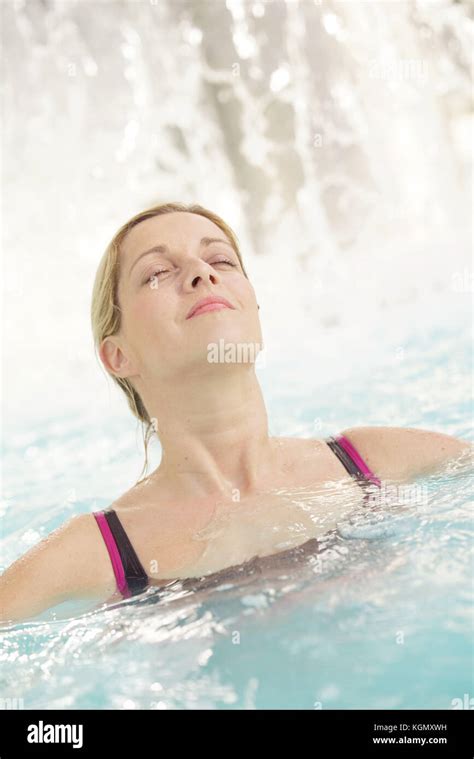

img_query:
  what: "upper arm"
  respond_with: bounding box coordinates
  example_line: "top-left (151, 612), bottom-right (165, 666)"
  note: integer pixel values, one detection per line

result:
top-left (340, 426), bottom-right (472, 483)
top-left (0, 513), bottom-right (118, 625)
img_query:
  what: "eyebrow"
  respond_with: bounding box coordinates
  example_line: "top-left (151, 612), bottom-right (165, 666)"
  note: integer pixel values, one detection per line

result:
top-left (128, 236), bottom-right (235, 278)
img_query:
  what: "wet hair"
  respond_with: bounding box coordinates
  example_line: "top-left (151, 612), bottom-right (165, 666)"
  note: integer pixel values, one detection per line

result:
top-left (90, 202), bottom-right (249, 483)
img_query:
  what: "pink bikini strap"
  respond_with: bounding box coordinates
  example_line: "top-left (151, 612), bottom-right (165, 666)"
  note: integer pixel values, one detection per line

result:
top-left (336, 434), bottom-right (382, 487)
top-left (93, 511), bottom-right (131, 598)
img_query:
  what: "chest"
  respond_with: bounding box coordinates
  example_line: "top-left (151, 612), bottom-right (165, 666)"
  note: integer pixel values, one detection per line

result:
top-left (118, 438), bottom-right (367, 583)
top-left (136, 480), bottom-right (363, 583)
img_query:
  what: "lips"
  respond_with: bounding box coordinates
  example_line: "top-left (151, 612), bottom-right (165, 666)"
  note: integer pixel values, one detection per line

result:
top-left (186, 295), bottom-right (235, 319)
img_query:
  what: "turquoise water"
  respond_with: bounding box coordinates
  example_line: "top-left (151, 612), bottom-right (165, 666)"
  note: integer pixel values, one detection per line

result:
top-left (1, 322), bottom-right (472, 710)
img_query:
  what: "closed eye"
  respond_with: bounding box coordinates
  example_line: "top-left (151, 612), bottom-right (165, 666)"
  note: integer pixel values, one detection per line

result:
top-left (142, 258), bottom-right (237, 285)
top-left (212, 258), bottom-right (236, 267)
top-left (143, 269), bottom-right (168, 285)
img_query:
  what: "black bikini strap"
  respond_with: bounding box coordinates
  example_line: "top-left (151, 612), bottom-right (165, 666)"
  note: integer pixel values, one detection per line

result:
top-left (103, 509), bottom-right (149, 596)
top-left (325, 435), bottom-right (378, 504)
top-left (325, 435), bottom-right (366, 481)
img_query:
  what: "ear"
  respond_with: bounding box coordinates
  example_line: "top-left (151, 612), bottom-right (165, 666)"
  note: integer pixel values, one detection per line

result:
top-left (100, 336), bottom-right (137, 379)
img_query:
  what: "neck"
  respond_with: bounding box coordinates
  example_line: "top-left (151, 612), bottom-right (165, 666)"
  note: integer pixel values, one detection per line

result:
top-left (140, 366), bottom-right (276, 500)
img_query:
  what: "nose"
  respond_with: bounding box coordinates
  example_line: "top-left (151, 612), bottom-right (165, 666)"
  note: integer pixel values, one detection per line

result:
top-left (184, 259), bottom-right (220, 291)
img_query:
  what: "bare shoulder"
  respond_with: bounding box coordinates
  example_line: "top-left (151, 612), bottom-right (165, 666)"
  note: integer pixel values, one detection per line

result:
top-left (0, 513), bottom-right (118, 625)
top-left (107, 482), bottom-right (214, 578)
top-left (338, 425), bottom-right (472, 482)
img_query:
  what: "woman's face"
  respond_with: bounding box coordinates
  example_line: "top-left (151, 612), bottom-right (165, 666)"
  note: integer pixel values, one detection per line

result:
top-left (110, 212), bottom-right (262, 384)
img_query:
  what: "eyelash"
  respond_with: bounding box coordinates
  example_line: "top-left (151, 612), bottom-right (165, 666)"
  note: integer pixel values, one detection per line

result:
top-left (142, 258), bottom-right (236, 284)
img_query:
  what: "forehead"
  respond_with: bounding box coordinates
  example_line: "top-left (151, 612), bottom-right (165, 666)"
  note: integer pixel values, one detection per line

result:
top-left (120, 212), bottom-right (227, 261)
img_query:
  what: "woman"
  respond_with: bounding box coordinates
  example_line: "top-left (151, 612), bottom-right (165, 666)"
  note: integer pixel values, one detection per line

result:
top-left (0, 202), bottom-right (470, 623)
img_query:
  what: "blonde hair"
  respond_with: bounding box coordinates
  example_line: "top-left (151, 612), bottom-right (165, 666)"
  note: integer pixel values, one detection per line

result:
top-left (91, 202), bottom-right (249, 484)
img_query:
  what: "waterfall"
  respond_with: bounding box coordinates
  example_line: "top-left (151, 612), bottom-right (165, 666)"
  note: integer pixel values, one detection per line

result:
top-left (2, 0), bottom-right (472, 426)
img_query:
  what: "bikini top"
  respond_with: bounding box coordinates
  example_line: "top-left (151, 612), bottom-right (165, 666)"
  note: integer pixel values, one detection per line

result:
top-left (92, 433), bottom-right (382, 600)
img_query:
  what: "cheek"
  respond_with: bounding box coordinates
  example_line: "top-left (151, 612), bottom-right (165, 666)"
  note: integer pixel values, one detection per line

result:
top-left (123, 290), bottom-right (174, 346)
top-left (132, 287), bottom-right (172, 319)
top-left (234, 277), bottom-right (257, 306)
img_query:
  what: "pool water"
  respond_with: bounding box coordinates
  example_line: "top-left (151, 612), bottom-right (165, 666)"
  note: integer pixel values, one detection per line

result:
top-left (1, 321), bottom-right (472, 710)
